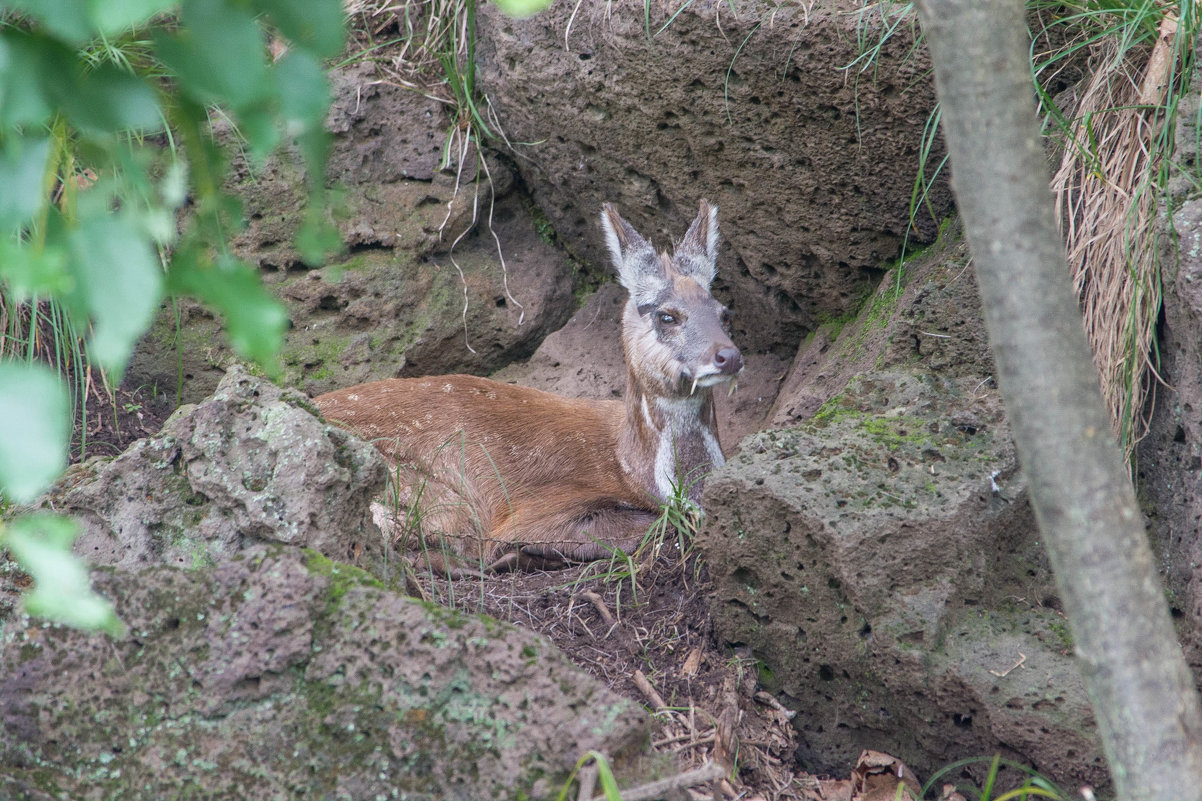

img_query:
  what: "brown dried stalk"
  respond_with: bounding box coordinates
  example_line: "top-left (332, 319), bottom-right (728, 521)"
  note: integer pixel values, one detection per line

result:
top-left (1052, 17), bottom-right (1177, 468)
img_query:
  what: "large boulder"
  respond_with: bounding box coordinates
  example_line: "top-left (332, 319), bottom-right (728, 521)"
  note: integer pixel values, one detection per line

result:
top-left (3, 368), bottom-right (657, 799)
top-left (698, 233), bottom-right (1110, 789)
top-left (0, 547), bottom-right (651, 801)
top-left (126, 62), bottom-right (577, 403)
top-left (475, 0), bottom-right (954, 356)
top-left (1138, 91), bottom-right (1202, 675)
top-left (270, 195), bottom-right (574, 395)
top-left (38, 366), bottom-right (391, 578)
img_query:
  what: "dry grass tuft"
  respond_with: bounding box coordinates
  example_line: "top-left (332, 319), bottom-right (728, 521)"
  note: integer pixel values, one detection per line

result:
top-left (342, 0), bottom-right (525, 344)
top-left (1051, 15), bottom-right (1179, 468)
top-left (344, 0), bottom-right (467, 93)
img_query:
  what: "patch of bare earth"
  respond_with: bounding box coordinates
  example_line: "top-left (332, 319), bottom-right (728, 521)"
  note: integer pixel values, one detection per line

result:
top-left (410, 548), bottom-right (860, 801)
top-left (70, 375), bottom-right (176, 463)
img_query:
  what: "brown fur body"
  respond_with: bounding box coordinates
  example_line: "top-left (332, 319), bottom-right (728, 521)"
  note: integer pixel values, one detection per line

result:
top-left (315, 375), bottom-right (666, 565)
top-left (314, 201), bottom-right (741, 568)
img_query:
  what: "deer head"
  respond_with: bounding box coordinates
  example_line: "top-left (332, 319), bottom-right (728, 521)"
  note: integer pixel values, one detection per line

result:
top-left (602, 199), bottom-right (743, 398)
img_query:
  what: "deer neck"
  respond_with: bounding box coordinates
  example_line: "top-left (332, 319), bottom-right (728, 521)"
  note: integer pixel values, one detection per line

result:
top-left (619, 363), bottom-right (724, 506)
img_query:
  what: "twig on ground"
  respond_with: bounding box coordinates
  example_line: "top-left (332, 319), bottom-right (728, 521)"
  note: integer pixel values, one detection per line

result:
top-left (575, 762), bottom-right (597, 801)
top-left (988, 651), bottom-right (1027, 678)
top-left (589, 761), bottom-right (726, 801)
top-left (581, 590), bottom-right (617, 628)
top-left (634, 669), bottom-right (668, 710)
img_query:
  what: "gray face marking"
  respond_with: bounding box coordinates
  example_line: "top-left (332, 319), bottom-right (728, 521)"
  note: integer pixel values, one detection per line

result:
top-left (635, 275), bottom-right (736, 395)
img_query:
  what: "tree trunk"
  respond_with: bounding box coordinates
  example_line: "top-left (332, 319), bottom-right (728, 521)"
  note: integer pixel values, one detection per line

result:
top-left (912, 1), bottom-right (1202, 797)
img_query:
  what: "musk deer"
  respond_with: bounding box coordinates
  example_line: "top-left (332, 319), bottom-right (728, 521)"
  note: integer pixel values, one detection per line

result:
top-left (314, 200), bottom-right (743, 570)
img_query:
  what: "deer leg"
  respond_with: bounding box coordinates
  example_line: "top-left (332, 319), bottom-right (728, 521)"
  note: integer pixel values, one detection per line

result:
top-left (489, 503), bottom-right (661, 569)
top-left (485, 549), bottom-right (570, 573)
top-left (414, 549), bottom-right (488, 581)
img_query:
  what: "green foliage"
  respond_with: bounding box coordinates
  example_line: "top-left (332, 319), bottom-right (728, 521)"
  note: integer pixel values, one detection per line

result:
top-left (850, 0), bottom-right (1197, 464)
top-left (489, 0), bottom-right (552, 21)
top-left (556, 750), bottom-right (622, 801)
top-left (849, 0), bottom-right (1196, 235)
top-left (576, 469), bottom-right (707, 614)
top-left (0, 362), bottom-right (69, 503)
top-left (3, 513), bottom-right (125, 636)
top-left (0, 0), bottom-right (345, 633)
top-left (921, 755), bottom-right (1068, 801)
top-left (166, 251), bottom-right (288, 369)
top-left (643, 472), bottom-right (704, 563)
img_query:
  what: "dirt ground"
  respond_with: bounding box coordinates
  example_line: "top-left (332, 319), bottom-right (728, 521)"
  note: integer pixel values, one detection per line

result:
top-left (70, 375), bottom-right (177, 464)
top-left (413, 546), bottom-right (815, 801)
top-left (407, 543), bottom-right (957, 801)
top-left (405, 535), bottom-right (939, 801)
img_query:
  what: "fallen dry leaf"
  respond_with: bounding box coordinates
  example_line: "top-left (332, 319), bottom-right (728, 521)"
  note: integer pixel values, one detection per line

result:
top-left (851, 750), bottom-right (922, 801)
top-left (936, 783), bottom-right (968, 801)
top-left (803, 778), bottom-right (853, 801)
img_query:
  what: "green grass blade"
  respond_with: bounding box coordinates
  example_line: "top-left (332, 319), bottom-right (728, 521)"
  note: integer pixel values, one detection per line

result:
top-left (724, 21), bottom-right (761, 125)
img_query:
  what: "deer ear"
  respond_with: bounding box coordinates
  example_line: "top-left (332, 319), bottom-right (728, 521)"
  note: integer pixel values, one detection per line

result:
top-left (675, 199), bottom-right (719, 289)
top-left (602, 203), bottom-right (666, 305)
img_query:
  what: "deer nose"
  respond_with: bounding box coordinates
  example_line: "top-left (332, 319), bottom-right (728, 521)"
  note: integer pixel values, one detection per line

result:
top-left (713, 346), bottom-right (744, 375)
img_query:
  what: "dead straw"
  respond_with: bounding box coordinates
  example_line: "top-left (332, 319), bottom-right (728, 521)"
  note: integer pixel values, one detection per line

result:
top-left (1052, 15), bottom-right (1177, 469)
top-left (344, 0), bottom-right (469, 98)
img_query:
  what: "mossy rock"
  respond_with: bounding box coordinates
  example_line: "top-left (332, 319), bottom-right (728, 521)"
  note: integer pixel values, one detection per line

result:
top-left (0, 547), bottom-right (653, 801)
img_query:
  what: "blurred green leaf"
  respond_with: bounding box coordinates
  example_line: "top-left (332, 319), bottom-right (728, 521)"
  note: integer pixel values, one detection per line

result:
top-left (5, 32), bottom-right (102, 132)
top-left (158, 158), bottom-right (189, 209)
top-left (2, 0), bottom-right (93, 43)
top-left (0, 363), bottom-right (70, 503)
top-left (295, 127), bottom-right (331, 189)
top-left (68, 214), bottom-right (164, 377)
top-left (275, 49), bottom-right (330, 132)
top-left (0, 32), bottom-right (54, 129)
top-left (296, 206), bottom-right (342, 266)
top-left (491, 0), bottom-right (553, 18)
top-left (0, 0), bottom-right (341, 640)
top-left (0, 237), bottom-right (71, 301)
top-left (170, 95), bottom-right (228, 199)
top-left (168, 250), bottom-right (288, 371)
top-left (235, 102), bottom-right (282, 168)
top-left (86, 0), bottom-right (177, 37)
top-left (154, 0), bottom-right (271, 109)
top-left (0, 135), bottom-right (51, 231)
top-left (3, 514), bottom-right (127, 636)
top-left (254, 0), bottom-right (346, 59)
top-left (275, 49), bottom-right (331, 176)
top-left (61, 63), bottom-right (162, 134)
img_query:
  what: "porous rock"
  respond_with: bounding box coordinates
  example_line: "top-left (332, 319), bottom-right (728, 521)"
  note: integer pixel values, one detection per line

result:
top-left (1138, 90), bottom-right (1202, 675)
top-left (281, 193), bottom-right (575, 396)
top-left (0, 547), bottom-right (650, 800)
top-left (699, 234), bottom-right (1110, 789)
top-left (475, 0), bottom-right (954, 356)
top-left (126, 61), bottom-right (575, 403)
top-left (43, 366), bottom-right (390, 578)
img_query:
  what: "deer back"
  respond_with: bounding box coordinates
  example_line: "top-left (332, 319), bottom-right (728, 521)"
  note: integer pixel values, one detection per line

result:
top-left (314, 375), bottom-right (654, 562)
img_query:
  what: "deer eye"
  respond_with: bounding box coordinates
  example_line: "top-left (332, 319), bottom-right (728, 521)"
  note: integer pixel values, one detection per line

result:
top-left (657, 311), bottom-right (678, 326)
